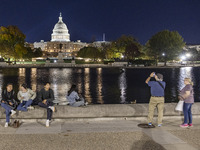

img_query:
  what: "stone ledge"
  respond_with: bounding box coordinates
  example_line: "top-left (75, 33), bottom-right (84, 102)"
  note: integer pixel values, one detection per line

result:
top-left (0, 102), bottom-right (199, 119)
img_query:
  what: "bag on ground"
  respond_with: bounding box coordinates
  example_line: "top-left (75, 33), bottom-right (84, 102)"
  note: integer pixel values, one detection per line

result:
top-left (13, 120), bottom-right (20, 128)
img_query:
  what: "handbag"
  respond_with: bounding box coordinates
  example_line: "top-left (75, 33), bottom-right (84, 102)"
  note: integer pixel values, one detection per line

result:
top-left (13, 120), bottom-right (20, 128)
top-left (175, 100), bottom-right (184, 111)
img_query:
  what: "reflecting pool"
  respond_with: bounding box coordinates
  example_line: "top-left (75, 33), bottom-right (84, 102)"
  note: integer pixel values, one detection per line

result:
top-left (0, 67), bottom-right (199, 104)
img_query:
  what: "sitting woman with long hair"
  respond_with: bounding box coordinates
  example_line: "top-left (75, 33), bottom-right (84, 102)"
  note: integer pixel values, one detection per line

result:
top-left (17, 83), bottom-right (36, 111)
top-left (66, 84), bottom-right (88, 107)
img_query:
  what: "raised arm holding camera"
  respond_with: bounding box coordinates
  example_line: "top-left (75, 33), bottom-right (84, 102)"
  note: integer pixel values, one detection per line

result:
top-left (145, 72), bottom-right (166, 127)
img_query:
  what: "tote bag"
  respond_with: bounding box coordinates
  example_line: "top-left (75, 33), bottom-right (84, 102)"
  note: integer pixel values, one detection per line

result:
top-left (175, 100), bottom-right (184, 111)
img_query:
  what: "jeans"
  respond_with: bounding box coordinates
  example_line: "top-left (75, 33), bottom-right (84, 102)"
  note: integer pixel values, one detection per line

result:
top-left (1, 103), bottom-right (13, 122)
top-left (38, 101), bottom-right (54, 120)
top-left (70, 98), bottom-right (85, 107)
top-left (183, 103), bottom-right (193, 124)
top-left (17, 99), bottom-right (33, 111)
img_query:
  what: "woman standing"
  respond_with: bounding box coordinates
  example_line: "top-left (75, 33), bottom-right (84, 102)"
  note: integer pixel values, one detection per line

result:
top-left (179, 78), bottom-right (194, 128)
top-left (17, 83), bottom-right (36, 111)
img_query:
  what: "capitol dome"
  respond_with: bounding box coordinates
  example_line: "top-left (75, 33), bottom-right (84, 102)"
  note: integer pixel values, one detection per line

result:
top-left (51, 13), bottom-right (70, 42)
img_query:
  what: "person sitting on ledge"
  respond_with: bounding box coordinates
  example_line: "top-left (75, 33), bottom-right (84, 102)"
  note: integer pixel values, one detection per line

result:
top-left (38, 82), bottom-right (56, 127)
top-left (66, 84), bottom-right (88, 107)
top-left (1, 83), bottom-right (18, 127)
top-left (17, 83), bottom-right (36, 112)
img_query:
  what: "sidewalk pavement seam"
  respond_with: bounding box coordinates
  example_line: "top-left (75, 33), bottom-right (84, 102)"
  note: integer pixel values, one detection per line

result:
top-left (142, 128), bottom-right (197, 150)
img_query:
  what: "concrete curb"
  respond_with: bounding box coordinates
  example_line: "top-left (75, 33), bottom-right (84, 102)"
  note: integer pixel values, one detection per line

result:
top-left (0, 103), bottom-right (199, 120)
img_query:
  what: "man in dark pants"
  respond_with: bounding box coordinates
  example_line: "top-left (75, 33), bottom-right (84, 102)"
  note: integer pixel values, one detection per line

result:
top-left (145, 72), bottom-right (166, 127)
top-left (38, 82), bottom-right (56, 127)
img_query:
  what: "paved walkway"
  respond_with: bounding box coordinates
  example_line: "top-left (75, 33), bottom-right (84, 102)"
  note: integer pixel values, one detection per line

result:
top-left (0, 117), bottom-right (199, 150)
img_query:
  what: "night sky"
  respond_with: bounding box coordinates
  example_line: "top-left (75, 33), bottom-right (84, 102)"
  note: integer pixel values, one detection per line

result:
top-left (1, 0), bottom-right (200, 45)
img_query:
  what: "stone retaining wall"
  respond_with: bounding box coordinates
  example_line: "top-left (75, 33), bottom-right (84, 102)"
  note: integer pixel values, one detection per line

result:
top-left (0, 103), bottom-right (200, 119)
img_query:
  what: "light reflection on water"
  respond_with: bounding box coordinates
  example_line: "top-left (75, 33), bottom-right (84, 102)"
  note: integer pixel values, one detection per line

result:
top-left (96, 68), bottom-right (103, 104)
top-left (119, 70), bottom-right (127, 103)
top-left (0, 67), bottom-right (199, 104)
top-left (179, 67), bottom-right (193, 90)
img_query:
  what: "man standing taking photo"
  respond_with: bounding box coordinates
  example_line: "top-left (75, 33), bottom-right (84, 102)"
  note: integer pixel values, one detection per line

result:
top-left (145, 72), bottom-right (166, 127)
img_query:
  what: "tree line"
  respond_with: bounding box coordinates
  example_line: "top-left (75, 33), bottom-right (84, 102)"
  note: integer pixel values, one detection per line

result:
top-left (77, 30), bottom-right (188, 66)
top-left (1, 25), bottom-right (199, 65)
top-left (0, 25), bottom-right (42, 61)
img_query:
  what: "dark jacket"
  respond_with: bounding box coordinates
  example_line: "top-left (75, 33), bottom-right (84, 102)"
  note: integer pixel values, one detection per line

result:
top-left (1, 89), bottom-right (18, 109)
top-left (38, 88), bottom-right (54, 102)
top-left (1, 89), bottom-right (16, 103)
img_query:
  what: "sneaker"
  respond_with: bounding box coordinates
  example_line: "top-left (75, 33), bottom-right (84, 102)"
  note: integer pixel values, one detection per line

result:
top-left (46, 120), bottom-right (50, 127)
top-left (148, 123), bottom-right (152, 126)
top-left (11, 110), bottom-right (16, 116)
top-left (4, 122), bottom-right (8, 127)
top-left (180, 124), bottom-right (188, 128)
top-left (84, 102), bottom-right (88, 106)
top-left (188, 123), bottom-right (193, 127)
top-left (27, 106), bottom-right (34, 110)
top-left (49, 106), bottom-right (55, 112)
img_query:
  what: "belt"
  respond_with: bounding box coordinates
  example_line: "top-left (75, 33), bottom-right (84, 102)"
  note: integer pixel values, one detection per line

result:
top-left (151, 96), bottom-right (164, 97)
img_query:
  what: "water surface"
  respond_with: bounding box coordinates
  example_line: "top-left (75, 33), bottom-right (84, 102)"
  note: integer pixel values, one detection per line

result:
top-left (0, 67), bottom-right (199, 104)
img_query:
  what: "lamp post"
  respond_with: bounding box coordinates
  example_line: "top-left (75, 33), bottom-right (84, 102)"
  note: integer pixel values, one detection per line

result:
top-left (186, 53), bottom-right (193, 66)
top-left (185, 53), bottom-right (191, 66)
top-left (180, 54), bottom-right (190, 66)
top-left (162, 53), bottom-right (167, 66)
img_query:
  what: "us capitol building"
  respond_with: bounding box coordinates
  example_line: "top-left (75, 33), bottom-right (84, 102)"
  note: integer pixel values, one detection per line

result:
top-left (33, 13), bottom-right (88, 57)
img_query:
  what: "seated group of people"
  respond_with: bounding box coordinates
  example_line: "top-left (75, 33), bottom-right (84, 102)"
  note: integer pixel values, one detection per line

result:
top-left (0, 83), bottom-right (88, 128)
top-left (1, 82), bottom-right (56, 128)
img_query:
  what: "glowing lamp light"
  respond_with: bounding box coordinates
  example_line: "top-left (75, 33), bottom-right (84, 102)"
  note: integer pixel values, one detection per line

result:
top-left (186, 53), bottom-right (191, 58)
top-left (162, 53), bottom-right (165, 56)
top-left (180, 55), bottom-right (186, 61)
top-left (85, 59), bottom-right (90, 62)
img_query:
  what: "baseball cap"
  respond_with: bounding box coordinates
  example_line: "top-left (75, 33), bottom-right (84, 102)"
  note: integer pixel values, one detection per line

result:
top-left (156, 73), bottom-right (163, 80)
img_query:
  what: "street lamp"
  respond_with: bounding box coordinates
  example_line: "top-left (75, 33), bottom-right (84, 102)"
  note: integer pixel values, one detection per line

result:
top-left (180, 55), bottom-right (186, 61)
top-left (162, 53), bottom-right (167, 66)
top-left (180, 55), bottom-right (187, 65)
top-left (186, 53), bottom-right (191, 58)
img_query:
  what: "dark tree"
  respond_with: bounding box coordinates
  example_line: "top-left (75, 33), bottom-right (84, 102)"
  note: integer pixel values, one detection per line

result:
top-left (146, 30), bottom-right (185, 66)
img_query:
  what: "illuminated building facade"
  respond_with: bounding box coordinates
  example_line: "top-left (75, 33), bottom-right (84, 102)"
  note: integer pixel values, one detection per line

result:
top-left (34, 13), bottom-right (88, 57)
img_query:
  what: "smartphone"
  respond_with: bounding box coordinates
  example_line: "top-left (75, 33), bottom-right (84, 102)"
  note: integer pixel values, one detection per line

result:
top-left (153, 72), bottom-right (155, 77)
